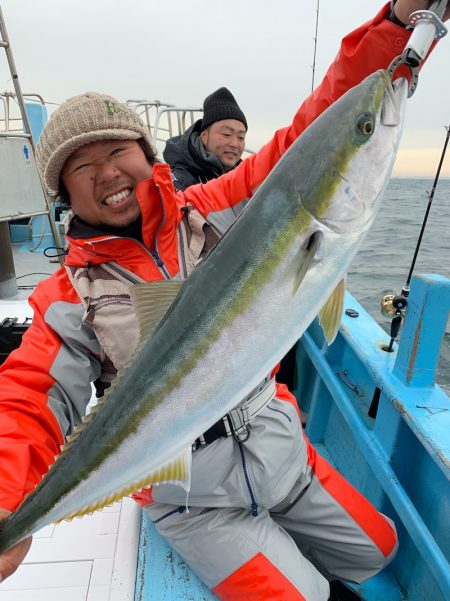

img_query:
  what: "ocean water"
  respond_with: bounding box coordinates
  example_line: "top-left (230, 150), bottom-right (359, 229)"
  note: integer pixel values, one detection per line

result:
top-left (347, 177), bottom-right (450, 394)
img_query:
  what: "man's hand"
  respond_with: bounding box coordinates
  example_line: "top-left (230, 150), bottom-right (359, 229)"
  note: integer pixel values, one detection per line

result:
top-left (394, 0), bottom-right (450, 24)
top-left (0, 509), bottom-right (32, 583)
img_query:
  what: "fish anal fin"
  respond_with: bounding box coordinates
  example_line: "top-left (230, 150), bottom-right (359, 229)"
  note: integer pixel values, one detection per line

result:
top-left (130, 280), bottom-right (183, 343)
top-left (318, 279), bottom-right (345, 344)
top-left (56, 448), bottom-right (192, 523)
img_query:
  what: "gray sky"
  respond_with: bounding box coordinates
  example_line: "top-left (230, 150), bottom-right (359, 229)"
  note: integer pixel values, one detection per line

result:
top-left (1, 0), bottom-right (449, 176)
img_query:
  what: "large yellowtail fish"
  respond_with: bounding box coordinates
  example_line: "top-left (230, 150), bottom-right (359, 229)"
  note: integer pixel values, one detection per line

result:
top-left (0, 70), bottom-right (407, 553)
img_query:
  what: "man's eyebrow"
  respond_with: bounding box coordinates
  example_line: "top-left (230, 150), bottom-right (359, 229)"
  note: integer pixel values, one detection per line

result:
top-left (219, 125), bottom-right (246, 134)
top-left (68, 148), bottom-right (89, 162)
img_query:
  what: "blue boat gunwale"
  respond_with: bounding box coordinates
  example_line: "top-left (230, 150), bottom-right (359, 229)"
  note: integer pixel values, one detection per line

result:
top-left (340, 277), bottom-right (450, 476)
top-left (295, 273), bottom-right (450, 601)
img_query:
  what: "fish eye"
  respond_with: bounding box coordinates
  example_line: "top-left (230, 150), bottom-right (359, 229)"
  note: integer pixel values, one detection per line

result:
top-left (357, 114), bottom-right (374, 136)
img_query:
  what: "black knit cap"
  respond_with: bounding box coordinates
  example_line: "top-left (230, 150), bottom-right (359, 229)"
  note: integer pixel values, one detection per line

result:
top-left (200, 87), bottom-right (247, 132)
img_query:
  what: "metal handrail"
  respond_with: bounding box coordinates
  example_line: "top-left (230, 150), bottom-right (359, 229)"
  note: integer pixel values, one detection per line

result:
top-left (126, 98), bottom-right (202, 146)
top-left (0, 5), bottom-right (63, 264)
top-left (0, 92), bottom-right (46, 132)
top-left (152, 106), bottom-right (202, 144)
top-left (126, 98), bottom-right (257, 159)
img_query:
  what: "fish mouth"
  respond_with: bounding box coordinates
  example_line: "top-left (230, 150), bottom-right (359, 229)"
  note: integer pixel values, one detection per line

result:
top-left (381, 76), bottom-right (408, 127)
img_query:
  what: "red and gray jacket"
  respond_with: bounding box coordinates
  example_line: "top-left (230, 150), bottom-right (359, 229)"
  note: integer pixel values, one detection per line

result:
top-left (0, 4), bottom-right (414, 512)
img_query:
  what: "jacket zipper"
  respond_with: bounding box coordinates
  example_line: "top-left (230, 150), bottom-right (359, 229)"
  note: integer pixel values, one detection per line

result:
top-left (89, 295), bottom-right (133, 311)
top-left (103, 262), bottom-right (144, 284)
top-left (152, 183), bottom-right (171, 279)
top-left (177, 222), bottom-right (188, 279)
top-left (237, 442), bottom-right (258, 517)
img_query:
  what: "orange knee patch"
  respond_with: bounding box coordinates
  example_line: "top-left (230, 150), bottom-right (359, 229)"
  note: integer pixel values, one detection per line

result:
top-left (212, 552), bottom-right (306, 600)
top-left (306, 442), bottom-right (397, 557)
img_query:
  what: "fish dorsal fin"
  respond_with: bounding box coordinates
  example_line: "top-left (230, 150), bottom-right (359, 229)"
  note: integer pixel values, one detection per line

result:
top-left (293, 231), bottom-right (322, 293)
top-left (57, 447), bottom-right (192, 522)
top-left (129, 280), bottom-right (183, 342)
top-left (318, 279), bottom-right (345, 344)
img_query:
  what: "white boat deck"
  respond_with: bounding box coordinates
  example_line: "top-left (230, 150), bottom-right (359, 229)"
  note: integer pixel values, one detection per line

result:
top-left (0, 244), bottom-right (141, 601)
top-left (0, 500), bottom-right (140, 601)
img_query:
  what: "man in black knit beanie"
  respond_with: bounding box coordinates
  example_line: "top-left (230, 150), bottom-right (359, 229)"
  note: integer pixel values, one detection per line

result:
top-left (163, 87), bottom-right (247, 192)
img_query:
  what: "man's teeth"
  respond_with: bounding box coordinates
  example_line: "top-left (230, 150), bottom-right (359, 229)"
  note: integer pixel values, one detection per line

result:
top-left (104, 189), bottom-right (131, 206)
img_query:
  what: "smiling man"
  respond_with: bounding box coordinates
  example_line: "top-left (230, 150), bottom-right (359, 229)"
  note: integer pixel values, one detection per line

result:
top-left (1, 2), bottom-right (449, 599)
top-left (163, 87), bottom-right (247, 191)
top-left (60, 140), bottom-right (153, 230)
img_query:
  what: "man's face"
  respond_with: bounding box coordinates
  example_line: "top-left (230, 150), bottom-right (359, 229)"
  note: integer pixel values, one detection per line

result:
top-left (200, 119), bottom-right (246, 171)
top-left (61, 139), bottom-right (153, 229)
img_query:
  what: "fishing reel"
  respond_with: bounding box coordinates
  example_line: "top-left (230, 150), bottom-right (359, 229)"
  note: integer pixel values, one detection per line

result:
top-left (380, 294), bottom-right (407, 319)
top-left (380, 293), bottom-right (408, 352)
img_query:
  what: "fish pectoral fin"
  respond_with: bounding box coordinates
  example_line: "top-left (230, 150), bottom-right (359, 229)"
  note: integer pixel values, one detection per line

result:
top-left (130, 280), bottom-right (183, 341)
top-left (318, 279), bottom-right (345, 344)
top-left (57, 448), bottom-right (192, 523)
top-left (293, 231), bottom-right (322, 293)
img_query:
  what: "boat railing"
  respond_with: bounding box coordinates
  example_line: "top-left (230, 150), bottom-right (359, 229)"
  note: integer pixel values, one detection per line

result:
top-left (0, 90), bottom-right (63, 256)
top-left (0, 92), bottom-right (45, 133)
top-left (126, 99), bottom-right (203, 157)
top-left (127, 98), bottom-right (256, 158)
top-left (295, 273), bottom-right (450, 601)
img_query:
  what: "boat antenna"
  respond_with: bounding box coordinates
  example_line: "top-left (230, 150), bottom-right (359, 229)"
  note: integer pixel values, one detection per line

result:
top-left (381, 124), bottom-right (450, 353)
top-left (311, 0), bottom-right (320, 92)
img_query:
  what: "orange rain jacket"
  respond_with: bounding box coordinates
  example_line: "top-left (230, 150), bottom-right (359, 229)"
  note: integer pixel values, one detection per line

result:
top-left (0, 4), bottom-right (414, 512)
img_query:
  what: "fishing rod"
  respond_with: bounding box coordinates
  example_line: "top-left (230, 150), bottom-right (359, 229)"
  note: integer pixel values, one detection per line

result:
top-left (381, 124), bottom-right (450, 355)
top-left (367, 1), bottom-right (449, 420)
top-left (311, 0), bottom-right (320, 92)
top-left (402, 125), bottom-right (450, 296)
top-left (378, 1), bottom-right (449, 355)
top-left (367, 124), bottom-right (449, 419)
